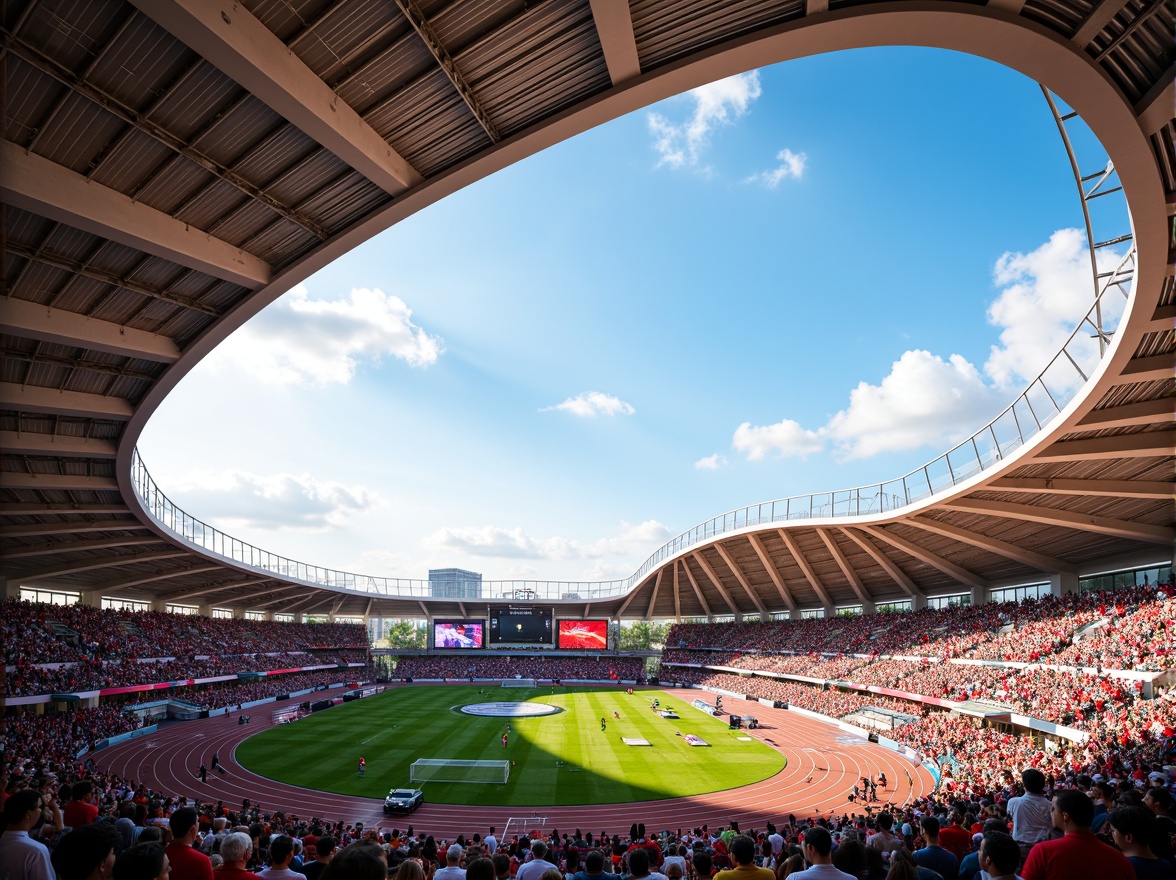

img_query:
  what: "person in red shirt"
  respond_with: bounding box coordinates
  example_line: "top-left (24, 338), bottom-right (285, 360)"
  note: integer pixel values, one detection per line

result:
top-left (1021, 790), bottom-right (1133, 880)
top-left (165, 807), bottom-right (214, 880)
top-left (937, 812), bottom-right (972, 863)
top-left (62, 781), bottom-right (98, 828)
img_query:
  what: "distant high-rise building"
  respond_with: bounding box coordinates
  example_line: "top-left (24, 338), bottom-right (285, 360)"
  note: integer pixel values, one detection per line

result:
top-left (428, 568), bottom-right (483, 600)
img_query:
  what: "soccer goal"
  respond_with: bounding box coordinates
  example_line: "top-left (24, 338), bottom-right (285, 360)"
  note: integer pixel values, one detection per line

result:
top-left (502, 678), bottom-right (537, 688)
top-left (410, 759), bottom-right (510, 784)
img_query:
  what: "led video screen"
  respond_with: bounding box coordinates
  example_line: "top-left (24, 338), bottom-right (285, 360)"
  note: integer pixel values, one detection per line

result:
top-left (558, 619), bottom-right (609, 650)
top-left (489, 606), bottom-right (553, 644)
top-left (432, 620), bottom-right (484, 649)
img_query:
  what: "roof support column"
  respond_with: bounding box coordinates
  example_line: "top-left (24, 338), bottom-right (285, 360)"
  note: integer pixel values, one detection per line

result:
top-left (80, 589), bottom-right (102, 608)
top-left (911, 593), bottom-right (927, 611)
top-left (970, 585), bottom-right (987, 606)
top-left (1, 577), bottom-right (18, 600)
top-left (1049, 571), bottom-right (1079, 597)
top-left (197, 603), bottom-right (213, 618)
top-left (151, 598), bottom-right (167, 613)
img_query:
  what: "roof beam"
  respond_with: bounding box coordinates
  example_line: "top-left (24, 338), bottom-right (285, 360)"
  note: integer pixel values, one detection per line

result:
top-left (18, 551), bottom-right (190, 581)
top-left (392, 0), bottom-right (500, 142)
top-left (690, 551), bottom-right (741, 616)
top-left (859, 525), bottom-right (990, 591)
top-left (906, 517), bottom-right (1075, 573)
top-left (1072, 0), bottom-right (1131, 47)
top-left (3, 536), bottom-right (162, 559)
top-left (679, 559), bottom-right (713, 618)
top-left (6, 240), bottom-right (220, 317)
top-left (0, 382), bottom-right (134, 420)
top-left (131, 0), bottom-right (422, 196)
top-left (673, 561), bottom-right (682, 621)
top-left (816, 529), bottom-right (873, 606)
top-left (1032, 431), bottom-right (1175, 461)
top-left (777, 529), bottom-right (834, 608)
top-left (616, 576), bottom-right (645, 617)
top-left (100, 566), bottom-right (229, 594)
top-left (6, 37), bottom-right (328, 243)
top-left (747, 533), bottom-right (798, 611)
top-left (645, 567), bottom-right (663, 619)
top-left (987, 0), bottom-right (1026, 15)
top-left (1136, 69), bottom-right (1176, 135)
top-left (588, 0), bottom-right (641, 85)
top-left (254, 588), bottom-right (311, 610)
top-left (0, 504), bottom-right (131, 516)
top-left (714, 543), bottom-right (769, 617)
top-left (942, 498), bottom-right (1176, 545)
top-left (1, 520), bottom-right (144, 538)
top-left (0, 431), bottom-right (118, 459)
top-left (172, 579), bottom-right (275, 603)
top-left (1076, 397), bottom-right (1176, 429)
top-left (988, 477), bottom-right (1174, 499)
top-left (838, 529), bottom-right (922, 598)
top-left (1148, 304), bottom-right (1176, 329)
top-left (0, 140), bottom-right (271, 289)
top-left (0, 298), bottom-right (181, 364)
top-left (1110, 354), bottom-right (1176, 384)
top-left (0, 473), bottom-right (120, 492)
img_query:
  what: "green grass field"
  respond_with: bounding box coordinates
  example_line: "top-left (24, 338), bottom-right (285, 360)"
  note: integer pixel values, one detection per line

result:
top-left (235, 686), bottom-right (785, 806)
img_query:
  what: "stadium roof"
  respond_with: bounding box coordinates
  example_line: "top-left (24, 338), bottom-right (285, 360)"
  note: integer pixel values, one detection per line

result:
top-left (1, 0), bottom-right (1172, 620)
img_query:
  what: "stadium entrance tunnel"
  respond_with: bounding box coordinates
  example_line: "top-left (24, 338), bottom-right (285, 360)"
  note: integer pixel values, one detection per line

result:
top-left (233, 684), bottom-right (785, 806)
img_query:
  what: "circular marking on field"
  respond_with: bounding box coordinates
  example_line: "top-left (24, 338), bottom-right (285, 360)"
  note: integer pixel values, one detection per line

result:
top-left (459, 701), bottom-right (561, 717)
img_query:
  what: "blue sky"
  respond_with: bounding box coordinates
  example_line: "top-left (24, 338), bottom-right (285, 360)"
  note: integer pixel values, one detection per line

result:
top-left (139, 47), bottom-right (1120, 585)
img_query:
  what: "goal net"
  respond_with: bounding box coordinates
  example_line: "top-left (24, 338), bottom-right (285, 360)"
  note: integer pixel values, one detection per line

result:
top-left (410, 759), bottom-right (510, 784)
top-left (502, 678), bottom-right (537, 688)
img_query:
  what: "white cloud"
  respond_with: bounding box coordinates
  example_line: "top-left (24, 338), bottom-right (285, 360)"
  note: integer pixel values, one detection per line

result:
top-left (732, 418), bottom-right (824, 461)
top-left (747, 148), bottom-right (807, 187)
top-left (726, 228), bottom-right (1113, 464)
top-left (166, 469), bottom-right (379, 531)
top-left (694, 453), bottom-right (728, 470)
top-left (984, 228), bottom-right (1123, 388)
top-left (647, 72), bottom-right (762, 169)
top-left (208, 283), bottom-right (442, 385)
top-left (825, 350), bottom-right (1003, 460)
top-left (425, 520), bottom-right (672, 562)
top-left (542, 391), bottom-right (635, 417)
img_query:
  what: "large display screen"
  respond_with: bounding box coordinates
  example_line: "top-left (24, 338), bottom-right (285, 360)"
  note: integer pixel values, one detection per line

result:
top-left (558, 619), bottom-right (609, 650)
top-left (433, 620), bottom-right (484, 649)
top-left (489, 606), bottom-right (553, 644)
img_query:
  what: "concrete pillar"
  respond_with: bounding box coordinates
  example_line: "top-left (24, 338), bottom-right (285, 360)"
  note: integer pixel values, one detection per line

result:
top-left (80, 590), bottom-right (102, 608)
top-left (822, 604), bottom-right (836, 619)
top-left (1050, 572), bottom-right (1078, 597)
top-left (263, 610), bottom-right (275, 622)
top-left (970, 584), bottom-right (987, 606)
top-left (2, 576), bottom-right (20, 600)
top-left (231, 607), bottom-right (245, 620)
top-left (197, 603), bottom-right (212, 618)
top-left (860, 599), bottom-right (876, 615)
top-left (151, 598), bottom-right (168, 613)
top-left (911, 593), bottom-right (927, 611)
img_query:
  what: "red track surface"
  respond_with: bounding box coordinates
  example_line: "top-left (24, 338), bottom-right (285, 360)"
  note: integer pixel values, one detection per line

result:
top-left (96, 686), bottom-right (935, 837)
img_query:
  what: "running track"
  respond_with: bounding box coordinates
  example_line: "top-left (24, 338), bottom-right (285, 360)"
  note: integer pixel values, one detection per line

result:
top-left (96, 685), bottom-right (935, 837)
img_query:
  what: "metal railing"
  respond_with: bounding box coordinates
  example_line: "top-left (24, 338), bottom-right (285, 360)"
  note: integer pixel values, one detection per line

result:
top-left (128, 90), bottom-right (1136, 603)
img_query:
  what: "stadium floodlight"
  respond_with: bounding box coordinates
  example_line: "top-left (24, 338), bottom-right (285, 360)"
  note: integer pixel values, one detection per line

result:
top-left (410, 759), bottom-right (510, 784)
